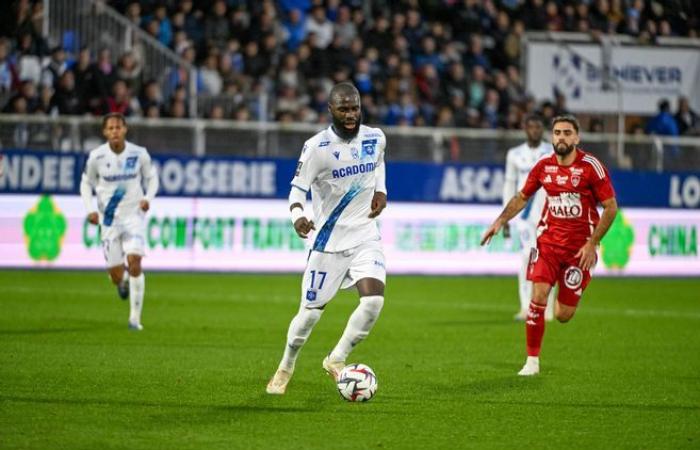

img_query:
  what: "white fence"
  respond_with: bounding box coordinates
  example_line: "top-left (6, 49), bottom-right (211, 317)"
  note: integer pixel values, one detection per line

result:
top-left (0, 115), bottom-right (699, 171)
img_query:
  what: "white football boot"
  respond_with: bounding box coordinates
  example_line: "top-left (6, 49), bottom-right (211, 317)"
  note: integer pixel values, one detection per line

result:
top-left (322, 356), bottom-right (345, 381)
top-left (266, 368), bottom-right (293, 395)
top-left (518, 356), bottom-right (540, 376)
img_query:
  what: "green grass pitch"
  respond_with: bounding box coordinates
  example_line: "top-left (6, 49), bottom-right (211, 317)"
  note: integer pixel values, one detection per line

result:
top-left (1, 270), bottom-right (699, 449)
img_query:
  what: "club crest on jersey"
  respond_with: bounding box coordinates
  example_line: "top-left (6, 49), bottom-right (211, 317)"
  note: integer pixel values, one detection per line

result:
top-left (564, 266), bottom-right (583, 289)
top-left (125, 156), bottom-right (138, 169)
top-left (351, 148), bottom-right (359, 159)
top-left (571, 175), bottom-right (581, 187)
top-left (306, 289), bottom-right (317, 301)
top-left (361, 139), bottom-right (377, 158)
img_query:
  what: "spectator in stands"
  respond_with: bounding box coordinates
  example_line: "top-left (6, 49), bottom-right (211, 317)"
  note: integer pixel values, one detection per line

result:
top-left (646, 99), bottom-right (679, 136)
top-left (675, 96), bottom-right (699, 136)
top-left (0, 38), bottom-right (18, 94)
top-left (116, 51), bottom-right (142, 95)
top-left (103, 79), bottom-right (134, 116)
top-left (49, 70), bottom-right (83, 115)
top-left (282, 8), bottom-right (306, 52)
top-left (204, 0), bottom-right (230, 50)
top-left (200, 49), bottom-right (223, 95)
top-left (139, 79), bottom-right (163, 114)
top-left (305, 6), bottom-right (334, 49)
top-left (41, 46), bottom-right (68, 89)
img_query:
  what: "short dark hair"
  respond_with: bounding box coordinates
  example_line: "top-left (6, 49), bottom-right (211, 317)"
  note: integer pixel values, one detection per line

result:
top-left (102, 112), bottom-right (127, 129)
top-left (551, 114), bottom-right (580, 133)
top-left (524, 114), bottom-right (544, 126)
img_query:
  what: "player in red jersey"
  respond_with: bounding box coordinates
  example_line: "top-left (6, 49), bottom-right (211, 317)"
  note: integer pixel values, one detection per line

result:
top-left (481, 115), bottom-right (618, 376)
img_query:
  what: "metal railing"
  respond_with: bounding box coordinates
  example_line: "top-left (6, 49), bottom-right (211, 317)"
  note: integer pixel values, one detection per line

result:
top-left (44, 0), bottom-right (198, 116)
top-left (0, 115), bottom-right (698, 171)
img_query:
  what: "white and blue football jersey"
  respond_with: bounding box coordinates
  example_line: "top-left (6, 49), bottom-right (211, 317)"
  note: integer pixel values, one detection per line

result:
top-left (291, 125), bottom-right (387, 252)
top-left (502, 141), bottom-right (552, 225)
top-left (81, 141), bottom-right (157, 226)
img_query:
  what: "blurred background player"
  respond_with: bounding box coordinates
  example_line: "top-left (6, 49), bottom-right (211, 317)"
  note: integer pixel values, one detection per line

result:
top-left (80, 113), bottom-right (159, 331)
top-left (482, 115), bottom-right (617, 376)
top-left (502, 115), bottom-right (555, 322)
top-left (267, 82), bottom-right (388, 395)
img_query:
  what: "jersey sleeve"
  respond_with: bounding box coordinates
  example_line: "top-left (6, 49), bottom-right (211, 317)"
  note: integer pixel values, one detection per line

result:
top-left (290, 140), bottom-right (322, 192)
top-left (81, 152), bottom-right (99, 187)
top-left (140, 150), bottom-right (159, 202)
top-left (374, 129), bottom-right (387, 194)
top-left (520, 160), bottom-right (542, 198)
top-left (590, 164), bottom-right (616, 203)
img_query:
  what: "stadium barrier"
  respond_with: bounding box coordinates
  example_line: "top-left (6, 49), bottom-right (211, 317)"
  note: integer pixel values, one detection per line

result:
top-left (1, 149), bottom-right (698, 276)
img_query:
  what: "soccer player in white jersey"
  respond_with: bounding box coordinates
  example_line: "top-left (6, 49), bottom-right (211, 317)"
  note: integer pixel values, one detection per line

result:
top-left (267, 82), bottom-right (388, 395)
top-left (502, 115), bottom-right (555, 322)
top-left (80, 113), bottom-right (159, 331)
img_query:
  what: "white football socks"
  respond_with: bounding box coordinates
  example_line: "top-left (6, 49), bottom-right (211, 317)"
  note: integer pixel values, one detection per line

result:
top-left (329, 295), bottom-right (384, 362)
top-left (129, 273), bottom-right (145, 325)
top-left (279, 307), bottom-right (323, 372)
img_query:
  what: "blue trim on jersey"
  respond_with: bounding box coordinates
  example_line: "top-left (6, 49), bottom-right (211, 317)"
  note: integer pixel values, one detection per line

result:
top-left (291, 183), bottom-right (308, 192)
top-left (312, 184), bottom-right (362, 252)
top-left (521, 198), bottom-right (534, 220)
top-left (103, 186), bottom-right (126, 226)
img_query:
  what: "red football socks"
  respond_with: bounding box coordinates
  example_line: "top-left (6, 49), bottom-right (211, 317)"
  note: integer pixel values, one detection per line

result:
top-left (525, 301), bottom-right (547, 357)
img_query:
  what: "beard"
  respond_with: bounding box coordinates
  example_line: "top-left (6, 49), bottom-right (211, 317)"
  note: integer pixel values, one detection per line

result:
top-left (332, 115), bottom-right (361, 140)
top-left (554, 142), bottom-right (575, 156)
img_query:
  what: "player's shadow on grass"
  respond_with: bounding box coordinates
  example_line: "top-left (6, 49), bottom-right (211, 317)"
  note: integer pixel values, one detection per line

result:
top-left (0, 326), bottom-right (103, 335)
top-left (0, 395), bottom-right (310, 414)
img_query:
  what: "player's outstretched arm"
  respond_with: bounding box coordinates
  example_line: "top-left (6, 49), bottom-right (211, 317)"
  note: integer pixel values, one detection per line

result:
top-left (575, 197), bottom-right (618, 270)
top-left (481, 193), bottom-right (529, 246)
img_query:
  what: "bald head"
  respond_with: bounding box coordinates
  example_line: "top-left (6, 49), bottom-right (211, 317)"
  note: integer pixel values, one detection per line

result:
top-left (329, 82), bottom-right (360, 106)
top-left (328, 82), bottom-right (361, 140)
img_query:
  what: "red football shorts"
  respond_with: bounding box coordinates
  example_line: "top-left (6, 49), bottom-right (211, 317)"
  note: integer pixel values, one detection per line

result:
top-left (526, 242), bottom-right (592, 307)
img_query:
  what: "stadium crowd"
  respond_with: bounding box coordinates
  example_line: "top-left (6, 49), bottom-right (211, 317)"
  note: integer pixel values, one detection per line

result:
top-left (0, 0), bottom-right (698, 134)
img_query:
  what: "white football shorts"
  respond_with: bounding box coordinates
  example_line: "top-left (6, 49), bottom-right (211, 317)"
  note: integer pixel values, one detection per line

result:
top-left (300, 240), bottom-right (386, 307)
top-left (100, 212), bottom-right (146, 268)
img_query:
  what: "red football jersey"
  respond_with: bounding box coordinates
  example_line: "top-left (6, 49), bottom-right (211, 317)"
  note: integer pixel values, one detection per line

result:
top-left (520, 149), bottom-right (616, 252)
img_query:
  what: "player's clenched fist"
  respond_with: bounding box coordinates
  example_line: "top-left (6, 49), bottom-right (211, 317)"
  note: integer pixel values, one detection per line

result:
top-left (368, 192), bottom-right (387, 218)
top-left (293, 217), bottom-right (316, 239)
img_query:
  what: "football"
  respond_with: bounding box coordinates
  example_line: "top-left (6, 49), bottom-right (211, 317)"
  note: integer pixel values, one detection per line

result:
top-left (336, 363), bottom-right (378, 402)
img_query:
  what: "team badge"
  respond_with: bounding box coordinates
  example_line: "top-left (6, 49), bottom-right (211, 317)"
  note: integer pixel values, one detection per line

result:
top-left (564, 266), bottom-right (583, 289)
top-left (571, 175), bottom-right (580, 187)
top-left (306, 289), bottom-right (317, 301)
